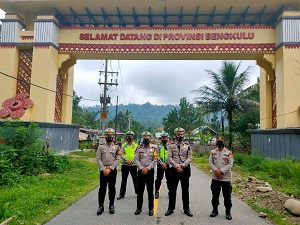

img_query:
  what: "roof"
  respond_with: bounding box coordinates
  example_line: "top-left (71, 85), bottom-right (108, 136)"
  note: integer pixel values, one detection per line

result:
top-left (79, 128), bottom-right (100, 134)
top-left (156, 126), bottom-right (164, 131)
top-left (0, 0), bottom-right (298, 27)
top-left (192, 126), bottom-right (218, 135)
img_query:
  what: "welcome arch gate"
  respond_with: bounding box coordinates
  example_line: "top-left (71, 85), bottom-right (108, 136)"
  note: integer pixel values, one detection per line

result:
top-left (0, 0), bottom-right (299, 154)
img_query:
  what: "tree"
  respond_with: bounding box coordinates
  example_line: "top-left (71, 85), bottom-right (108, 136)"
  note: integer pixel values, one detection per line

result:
top-left (108, 110), bottom-right (144, 142)
top-left (72, 91), bottom-right (99, 128)
top-left (234, 78), bottom-right (260, 146)
top-left (124, 110), bottom-right (132, 130)
top-left (191, 61), bottom-right (258, 150)
top-left (163, 97), bottom-right (204, 141)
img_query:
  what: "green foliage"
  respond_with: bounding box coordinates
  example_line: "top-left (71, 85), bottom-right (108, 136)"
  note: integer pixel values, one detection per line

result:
top-left (198, 132), bottom-right (212, 145)
top-left (191, 61), bottom-right (257, 149)
top-left (86, 102), bottom-right (179, 129)
top-left (163, 97), bottom-right (205, 140)
top-left (70, 150), bottom-right (96, 158)
top-left (79, 141), bottom-right (93, 150)
top-left (234, 153), bottom-right (266, 171)
top-left (0, 122), bottom-right (71, 187)
top-left (0, 158), bottom-right (98, 225)
top-left (234, 153), bottom-right (300, 197)
top-left (72, 91), bottom-right (99, 128)
top-left (108, 110), bottom-right (144, 139)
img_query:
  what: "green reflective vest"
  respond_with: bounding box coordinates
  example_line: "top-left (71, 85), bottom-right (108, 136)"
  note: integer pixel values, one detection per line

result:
top-left (122, 142), bottom-right (137, 165)
top-left (159, 145), bottom-right (168, 163)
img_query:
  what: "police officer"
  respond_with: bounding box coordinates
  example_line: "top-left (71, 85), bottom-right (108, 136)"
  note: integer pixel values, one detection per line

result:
top-left (209, 136), bottom-right (233, 220)
top-left (165, 127), bottom-right (193, 217)
top-left (117, 131), bottom-right (139, 200)
top-left (96, 128), bottom-right (121, 215)
top-left (154, 133), bottom-right (170, 199)
top-left (134, 131), bottom-right (158, 216)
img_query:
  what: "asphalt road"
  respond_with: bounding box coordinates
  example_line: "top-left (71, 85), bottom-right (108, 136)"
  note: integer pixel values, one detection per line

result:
top-left (45, 164), bottom-right (273, 225)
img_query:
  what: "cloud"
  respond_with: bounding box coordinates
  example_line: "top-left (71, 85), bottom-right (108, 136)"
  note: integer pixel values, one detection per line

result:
top-left (74, 60), bottom-right (259, 107)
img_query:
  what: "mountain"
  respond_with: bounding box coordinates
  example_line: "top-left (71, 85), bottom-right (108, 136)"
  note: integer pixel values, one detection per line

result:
top-left (84, 102), bottom-right (179, 129)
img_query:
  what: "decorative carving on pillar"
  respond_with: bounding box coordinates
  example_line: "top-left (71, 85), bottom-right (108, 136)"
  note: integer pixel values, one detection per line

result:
top-left (54, 70), bottom-right (63, 122)
top-left (271, 79), bottom-right (277, 128)
top-left (17, 49), bottom-right (33, 94)
top-left (0, 93), bottom-right (33, 119)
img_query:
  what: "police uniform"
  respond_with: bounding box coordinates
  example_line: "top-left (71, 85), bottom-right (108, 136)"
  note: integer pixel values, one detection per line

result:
top-left (117, 138), bottom-right (139, 199)
top-left (154, 134), bottom-right (171, 198)
top-left (134, 131), bottom-right (157, 216)
top-left (209, 136), bottom-right (233, 220)
top-left (165, 127), bottom-right (193, 217)
top-left (96, 128), bottom-right (121, 215)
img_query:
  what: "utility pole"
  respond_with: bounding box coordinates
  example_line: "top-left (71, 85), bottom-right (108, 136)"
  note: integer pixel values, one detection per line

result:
top-left (98, 60), bottom-right (118, 136)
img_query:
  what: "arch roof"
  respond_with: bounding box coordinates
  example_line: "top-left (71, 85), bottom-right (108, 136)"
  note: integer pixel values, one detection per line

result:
top-left (0, 0), bottom-right (299, 27)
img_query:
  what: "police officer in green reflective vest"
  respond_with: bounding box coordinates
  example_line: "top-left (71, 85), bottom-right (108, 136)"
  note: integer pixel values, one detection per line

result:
top-left (165, 127), bottom-right (193, 217)
top-left (117, 131), bottom-right (139, 200)
top-left (154, 132), bottom-right (171, 199)
top-left (96, 128), bottom-right (121, 215)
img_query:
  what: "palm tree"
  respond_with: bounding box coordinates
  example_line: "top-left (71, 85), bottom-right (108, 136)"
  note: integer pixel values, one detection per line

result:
top-left (124, 110), bottom-right (132, 130)
top-left (191, 61), bottom-right (258, 150)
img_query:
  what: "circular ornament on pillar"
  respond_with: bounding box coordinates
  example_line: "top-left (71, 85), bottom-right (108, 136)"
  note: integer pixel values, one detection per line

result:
top-left (0, 93), bottom-right (34, 119)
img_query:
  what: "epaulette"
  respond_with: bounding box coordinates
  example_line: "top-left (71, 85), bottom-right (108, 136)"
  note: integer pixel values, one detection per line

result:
top-left (116, 148), bottom-right (122, 155)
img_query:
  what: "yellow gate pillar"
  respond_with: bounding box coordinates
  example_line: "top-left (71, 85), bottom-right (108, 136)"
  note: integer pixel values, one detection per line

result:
top-left (257, 55), bottom-right (275, 129)
top-left (58, 54), bottom-right (77, 124)
top-left (0, 14), bottom-right (25, 108)
top-left (274, 11), bottom-right (300, 128)
top-left (30, 16), bottom-right (62, 123)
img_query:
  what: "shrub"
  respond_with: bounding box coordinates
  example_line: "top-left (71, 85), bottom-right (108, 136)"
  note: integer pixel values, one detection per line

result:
top-left (0, 122), bottom-right (71, 187)
top-left (234, 153), bottom-right (266, 172)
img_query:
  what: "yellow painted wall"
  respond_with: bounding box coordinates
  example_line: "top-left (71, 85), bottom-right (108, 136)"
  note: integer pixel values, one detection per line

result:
top-left (259, 67), bottom-right (273, 129)
top-left (276, 47), bottom-right (300, 128)
top-left (30, 46), bottom-right (58, 122)
top-left (61, 66), bottom-right (74, 123)
top-left (0, 47), bottom-right (19, 103)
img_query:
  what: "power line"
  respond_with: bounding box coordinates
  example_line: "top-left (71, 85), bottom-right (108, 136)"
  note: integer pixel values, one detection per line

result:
top-left (259, 110), bottom-right (299, 121)
top-left (1, 70), bottom-right (299, 122)
top-left (0, 71), bottom-right (73, 97)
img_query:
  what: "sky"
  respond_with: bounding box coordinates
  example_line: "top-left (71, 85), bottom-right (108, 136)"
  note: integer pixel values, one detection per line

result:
top-left (0, 9), bottom-right (260, 107)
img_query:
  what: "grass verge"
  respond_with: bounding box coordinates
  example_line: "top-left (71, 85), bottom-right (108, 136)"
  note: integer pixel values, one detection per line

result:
top-left (192, 152), bottom-right (300, 225)
top-left (0, 156), bottom-right (99, 225)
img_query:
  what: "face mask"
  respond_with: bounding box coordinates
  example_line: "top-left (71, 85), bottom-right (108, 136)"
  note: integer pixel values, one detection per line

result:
top-left (162, 140), bottom-right (168, 145)
top-left (106, 136), bottom-right (114, 142)
top-left (176, 136), bottom-right (183, 141)
top-left (143, 138), bottom-right (150, 145)
top-left (127, 137), bottom-right (133, 142)
top-left (216, 142), bottom-right (224, 148)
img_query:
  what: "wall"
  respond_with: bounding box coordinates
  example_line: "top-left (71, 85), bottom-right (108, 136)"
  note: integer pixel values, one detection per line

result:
top-left (248, 128), bottom-right (300, 159)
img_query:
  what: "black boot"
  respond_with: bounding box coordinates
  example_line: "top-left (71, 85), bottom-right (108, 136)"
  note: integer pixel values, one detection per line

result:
top-left (184, 210), bottom-right (193, 217)
top-left (109, 205), bottom-right (115, 214)
top-left (210, 209), bottom-right (218, 217)
top-left (97, 204), bottom-right (104, 215)
top-left (155, 192), bottom-right (159, 199)
top-left (226, 209), bottom-right (232, 220)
